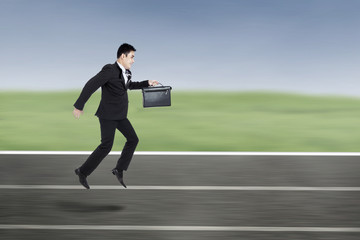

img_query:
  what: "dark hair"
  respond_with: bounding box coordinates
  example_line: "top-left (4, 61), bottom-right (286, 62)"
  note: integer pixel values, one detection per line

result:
top-left (117, 43), bottom-right (136, 58)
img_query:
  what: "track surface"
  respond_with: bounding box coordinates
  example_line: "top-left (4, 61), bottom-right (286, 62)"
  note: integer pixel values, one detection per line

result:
top-left (0, 153), bottom-right (359, 239)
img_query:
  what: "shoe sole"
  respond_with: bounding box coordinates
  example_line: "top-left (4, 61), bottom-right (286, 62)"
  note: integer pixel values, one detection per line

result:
top-left (112, 170), bottom-right (127, 188)
top-left (75, 169), bottom-right (90, 189)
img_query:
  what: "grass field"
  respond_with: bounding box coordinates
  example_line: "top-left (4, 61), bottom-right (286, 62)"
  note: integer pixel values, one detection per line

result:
top-left (1, 90), bottom-right (360, 152)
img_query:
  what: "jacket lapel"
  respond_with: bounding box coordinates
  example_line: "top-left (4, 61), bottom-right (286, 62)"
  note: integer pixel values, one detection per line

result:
top-left (114, 62), bottom-right (126, 87)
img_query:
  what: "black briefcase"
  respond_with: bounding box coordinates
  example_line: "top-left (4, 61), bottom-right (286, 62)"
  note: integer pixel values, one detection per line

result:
top-left (142, 85), bottom-right (172, 108)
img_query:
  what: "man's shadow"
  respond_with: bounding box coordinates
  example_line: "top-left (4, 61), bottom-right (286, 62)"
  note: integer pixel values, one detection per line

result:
top-left (56, 201), bottom-right (125, 213)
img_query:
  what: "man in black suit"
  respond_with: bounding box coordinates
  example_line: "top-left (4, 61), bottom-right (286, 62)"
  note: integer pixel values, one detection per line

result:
top-left (73, 43), bottom-right (158, 189)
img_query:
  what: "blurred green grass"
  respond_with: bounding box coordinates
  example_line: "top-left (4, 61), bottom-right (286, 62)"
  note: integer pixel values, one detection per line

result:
top-left (1, 91), bottom-right (360, 152)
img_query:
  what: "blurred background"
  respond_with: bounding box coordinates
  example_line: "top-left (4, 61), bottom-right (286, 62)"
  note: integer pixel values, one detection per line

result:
top-left (1, 0), bottom-right (360, 152)
top-left (1, 3), bottom-right (360, 238)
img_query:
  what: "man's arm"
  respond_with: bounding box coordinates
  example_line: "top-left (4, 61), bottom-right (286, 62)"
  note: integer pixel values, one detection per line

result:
top-left (73, 64), bottom-right (113, 118)
top-left (128, 80), bottom-right (159, 90)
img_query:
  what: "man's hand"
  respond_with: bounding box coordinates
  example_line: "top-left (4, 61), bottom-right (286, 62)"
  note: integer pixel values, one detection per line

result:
top-left (73, 108), bottom-right (83, 119)
top-left (148, 80), bottom-right (159, 86)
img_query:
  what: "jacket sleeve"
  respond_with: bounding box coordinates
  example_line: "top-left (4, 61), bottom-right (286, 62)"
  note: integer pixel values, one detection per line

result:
top-left (128, 80), bottom-right (150, 90)
top-left (73, 65), bottom-right (113, 110)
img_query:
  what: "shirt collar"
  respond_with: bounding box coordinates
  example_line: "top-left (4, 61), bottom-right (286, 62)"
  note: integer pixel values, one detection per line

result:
top-left (116, 61), bottom-right (126, 73)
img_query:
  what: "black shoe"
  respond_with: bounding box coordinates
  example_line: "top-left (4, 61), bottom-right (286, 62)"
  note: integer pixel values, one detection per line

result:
top-left (112, 168), bottom-right (127, 188)
top-left (75, 168), bottom-right (90, 189)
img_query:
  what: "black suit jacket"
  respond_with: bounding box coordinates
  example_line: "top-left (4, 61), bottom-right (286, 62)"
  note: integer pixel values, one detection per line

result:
top-left (74, 62), bottom-right (149, 120)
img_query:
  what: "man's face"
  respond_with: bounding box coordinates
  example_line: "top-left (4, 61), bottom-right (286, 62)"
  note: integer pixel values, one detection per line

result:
top-left (120, 51), bottom-right (135, 70)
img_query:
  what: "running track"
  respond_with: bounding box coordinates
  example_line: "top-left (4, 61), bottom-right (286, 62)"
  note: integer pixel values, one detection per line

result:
top-left (0, 152), bottom-right (359, 240)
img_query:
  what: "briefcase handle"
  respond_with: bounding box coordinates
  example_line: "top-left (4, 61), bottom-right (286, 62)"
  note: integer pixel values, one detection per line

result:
top-left (146, 82), bottom-right (172, 91)
top-left (149, 82), bottom-right (171, 89)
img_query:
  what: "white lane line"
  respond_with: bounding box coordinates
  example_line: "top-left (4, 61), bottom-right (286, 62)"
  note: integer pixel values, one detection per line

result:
top-left (0, 225), bottom-right (359, 232)
top-left (1, 151), bottom-right (360, 156)
top-left (0, 185), bottom-right (359, 191)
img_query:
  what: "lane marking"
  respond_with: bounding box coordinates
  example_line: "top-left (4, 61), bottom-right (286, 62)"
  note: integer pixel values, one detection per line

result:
top-left (1, 151), bottom-right (360, 156)
top-left (0, 185), bottom-right (359, 191)
top-left (0, 225), bottom-right (359, 232)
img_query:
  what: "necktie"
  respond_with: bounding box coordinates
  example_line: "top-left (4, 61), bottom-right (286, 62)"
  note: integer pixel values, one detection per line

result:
top-left (125, 69), bottom-right (132, 88)
top-left (125, 70), bottom-right (132, 81)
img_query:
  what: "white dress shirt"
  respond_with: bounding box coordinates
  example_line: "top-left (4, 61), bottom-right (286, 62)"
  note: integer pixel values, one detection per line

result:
top-left (116, 61), bottom-right (128, 84)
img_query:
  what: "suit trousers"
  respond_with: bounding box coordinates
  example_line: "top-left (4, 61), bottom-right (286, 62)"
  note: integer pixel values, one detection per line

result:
top-left (79, 118), bottom-right (139, 176)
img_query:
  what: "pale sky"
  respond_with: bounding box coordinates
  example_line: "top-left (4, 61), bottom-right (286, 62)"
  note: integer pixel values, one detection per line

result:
top-left (1, 0), bottom-right (359, 96)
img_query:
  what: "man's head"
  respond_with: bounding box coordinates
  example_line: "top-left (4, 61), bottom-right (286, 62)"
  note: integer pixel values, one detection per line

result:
top-left (117, 43), bottom-right (136, 70)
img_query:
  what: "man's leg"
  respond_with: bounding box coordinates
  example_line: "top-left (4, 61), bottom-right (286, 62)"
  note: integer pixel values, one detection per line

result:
top-left (115, 118), bottom-right (139, 171)
top-left (79, 118), bottom-right (117, 176)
